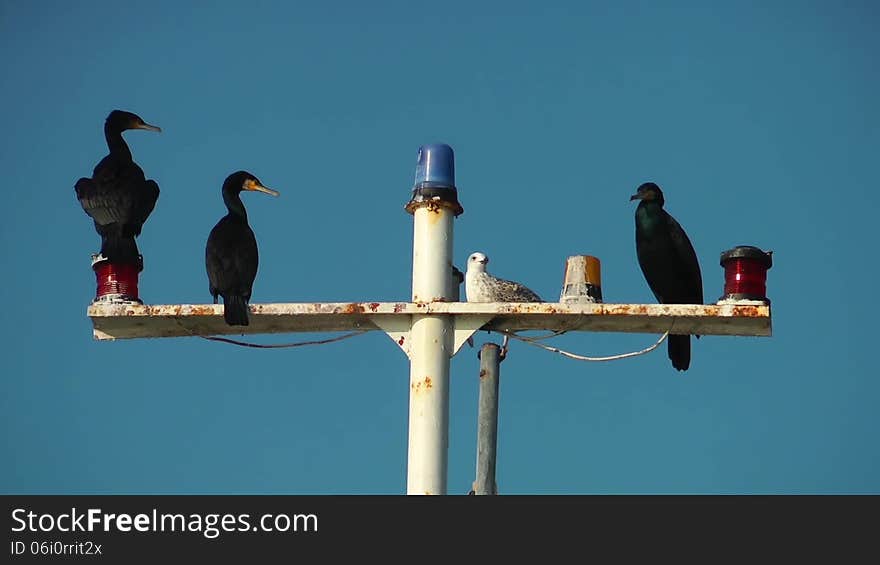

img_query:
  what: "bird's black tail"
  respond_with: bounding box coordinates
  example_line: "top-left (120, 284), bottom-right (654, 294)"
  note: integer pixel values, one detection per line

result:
top-left (100, 233), bottom-right (140, 265)
top-left (223, 294), bottom-right (250, 326)
top-left (668, 334), bottom-right (691, 371)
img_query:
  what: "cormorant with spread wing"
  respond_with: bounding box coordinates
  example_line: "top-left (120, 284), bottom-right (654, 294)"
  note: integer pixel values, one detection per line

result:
top-left (206, 171), bottom-right (279, 326)
top-left (75, 110), bottom-right (161, 264)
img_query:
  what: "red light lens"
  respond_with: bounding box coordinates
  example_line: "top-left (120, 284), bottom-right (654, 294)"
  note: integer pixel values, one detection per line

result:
top-left (94, 262), bottom-right (140, 302)
top-left (718, 245), bottom-right (772, 303)
top-left (724, 258), bottom-right (767, 298)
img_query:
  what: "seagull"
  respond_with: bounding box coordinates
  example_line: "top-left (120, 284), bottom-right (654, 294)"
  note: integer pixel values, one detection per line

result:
top-left (465, 252), bottom-right (542, 303)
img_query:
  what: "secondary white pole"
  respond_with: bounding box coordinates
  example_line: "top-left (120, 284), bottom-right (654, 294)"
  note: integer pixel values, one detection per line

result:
top-left (405, 144), bottom-right (463, 495)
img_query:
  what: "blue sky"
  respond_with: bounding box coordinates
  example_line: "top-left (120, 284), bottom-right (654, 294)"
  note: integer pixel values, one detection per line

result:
top-left (1, 0), bottom-right (877, 494)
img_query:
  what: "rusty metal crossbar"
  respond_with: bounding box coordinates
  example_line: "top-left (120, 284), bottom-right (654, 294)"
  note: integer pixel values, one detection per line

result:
top-left (88, 301), bottom-right (770, 342)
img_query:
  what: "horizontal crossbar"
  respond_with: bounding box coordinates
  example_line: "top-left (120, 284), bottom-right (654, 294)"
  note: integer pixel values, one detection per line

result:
top-left (88, 301), bottom-right (771, 341)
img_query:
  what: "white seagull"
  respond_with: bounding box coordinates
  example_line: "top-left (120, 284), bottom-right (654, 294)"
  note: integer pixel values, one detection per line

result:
top-left (465, 252), bottom-right (543, 303)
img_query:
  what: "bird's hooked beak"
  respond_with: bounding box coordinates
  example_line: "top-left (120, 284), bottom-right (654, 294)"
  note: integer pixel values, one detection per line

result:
top-left (134, 121), bottom-right (162, 133)
top-left (243, 179), bottom-right (280, 197)
top-left (629, 192), bottom-right (643, 201)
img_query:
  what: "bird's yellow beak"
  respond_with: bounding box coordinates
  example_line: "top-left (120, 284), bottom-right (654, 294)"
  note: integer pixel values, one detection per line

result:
top-left (135, 122), bottom-right (162, 133)
top-left (244, 179), bottom-right (280, 196)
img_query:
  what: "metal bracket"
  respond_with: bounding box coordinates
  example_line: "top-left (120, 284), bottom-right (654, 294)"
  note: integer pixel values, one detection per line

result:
top-left (370, 316), bottom-right (413, 358)
top-left (371, 313), bottom-right (495, 359)
top-left (452, 314), bottom-right (495, 356)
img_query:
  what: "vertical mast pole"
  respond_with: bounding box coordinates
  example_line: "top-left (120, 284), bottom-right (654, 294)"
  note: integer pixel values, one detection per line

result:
top-left (404, 144), bottom-right (463, 495)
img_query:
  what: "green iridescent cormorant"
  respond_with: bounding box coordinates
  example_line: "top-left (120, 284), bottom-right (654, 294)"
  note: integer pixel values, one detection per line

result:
top-left (75, 110), bottom-right (161, 264)
top-left (631, 182), bottom-right (703, 371)
top-left (206, 171), bottom-right (279, 326)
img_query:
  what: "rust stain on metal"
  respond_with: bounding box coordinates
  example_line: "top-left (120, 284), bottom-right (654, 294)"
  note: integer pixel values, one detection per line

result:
top-left (603, 304), bottom-right (649, 316)
top-left (393, 303), bottom-right (406, 313)
top-left (411, 375), bottom-right (433, 393)
top-left (342, 303), bottom-right (366, 314)
top-left (189, 305), bottom-right (218, 316)
top-left (426, 201), bottom-right (443, 214)
top-left (479, 369), bottom-right (487, 379)
top-left (398, 336), bottom-right (405, 346)
top-left (420, 201), bottom-right (444, 225)
top-left (731, 305), bottom-right (761, 317)
top-left (409, 198), bottom-right (461, 218)
top-left (368, 302), bottom-right (380, 312)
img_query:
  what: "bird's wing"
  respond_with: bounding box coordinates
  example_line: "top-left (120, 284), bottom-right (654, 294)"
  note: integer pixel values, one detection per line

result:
top-left (75, 176), bottom-right (127, 226)
top-left (74, 177), bottom-right (93, 198)
top-left (130, 179), bottom-right (160, 235)
top-left (206, 220), bottom-right (259, 298)
top-left (74, 177), bottom-right (95, 206)
top-left (79, 156), bottom-right (152, 230)
top-left (664, 212), bottom-right (703, 303)
top-left (494, 277), bottom-right (543, 302)
top-left (234, 230), bottom-right (259, 299)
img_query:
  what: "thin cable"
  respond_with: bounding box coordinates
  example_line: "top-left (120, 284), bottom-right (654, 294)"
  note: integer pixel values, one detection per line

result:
top-left (522, 329), bottom-right (568, 342)
top-left (484, 328), bottom-right (566, 360)
top-left (199, 331), bottom-right (367, 348)
top-left (501, 329), bottom-right (670, 362)
top-left (172, 317), bottom-right (367, 349)
top-left (477, 328), bottom-right (567, 343)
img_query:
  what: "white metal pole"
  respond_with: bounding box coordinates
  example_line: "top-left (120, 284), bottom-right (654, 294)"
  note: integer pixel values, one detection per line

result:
top-left (404, 143), bottom-right (462, 495)
top-left (407, 205), bottom-right (454, 494)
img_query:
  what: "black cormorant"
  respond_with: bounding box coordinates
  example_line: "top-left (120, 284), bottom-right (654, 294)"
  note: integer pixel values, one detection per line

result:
top-left (75, 110), bottom-right (161, 264)
top-left (205, 171), bottom-right (279, 326)
top-left (631, 182), bottom-right (703, 371)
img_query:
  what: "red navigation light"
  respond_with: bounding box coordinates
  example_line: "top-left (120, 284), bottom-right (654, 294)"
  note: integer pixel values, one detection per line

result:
top-left (719, 246), bottom-right (772, 304)
top-left (91, 255), bottom-right (143, 304)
